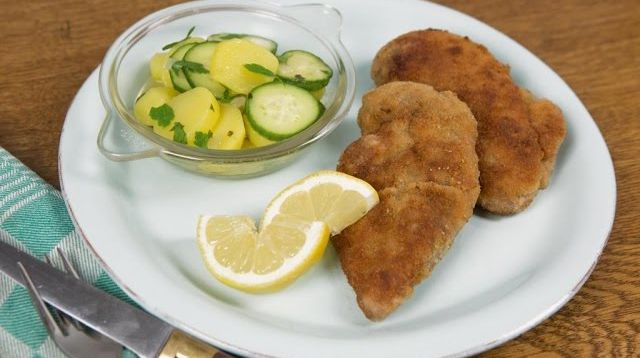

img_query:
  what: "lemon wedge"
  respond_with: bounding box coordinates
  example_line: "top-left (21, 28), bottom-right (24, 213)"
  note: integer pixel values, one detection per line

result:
top-left (197, 170), bottom-right (379, 292)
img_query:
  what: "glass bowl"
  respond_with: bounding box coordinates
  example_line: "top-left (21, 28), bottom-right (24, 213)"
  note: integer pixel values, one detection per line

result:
top-left (97, 0), bottom-right (355, 178)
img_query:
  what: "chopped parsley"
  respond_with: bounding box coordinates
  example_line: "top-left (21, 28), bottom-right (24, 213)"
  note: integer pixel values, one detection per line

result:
top-left (219, 88), bottom-right (235, 103)
top-left (162, 26), bottom-right (196, 51)
top-left (222, 88), bottom-right (231, 101)
top-left (244, 63), bottom-right (275, 77)
top-left (194, 130), bottom-right (213, 148)
top-left (171, 122), bottom-right (187, 144)
top-left (148, 104), bottom-right (174, 127)
top-left (171, 60), bottom-right (209, 75)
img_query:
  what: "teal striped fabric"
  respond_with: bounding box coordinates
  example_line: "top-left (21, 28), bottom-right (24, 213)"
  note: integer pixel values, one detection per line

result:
top-left (0, 147), bottom-right (135, 358)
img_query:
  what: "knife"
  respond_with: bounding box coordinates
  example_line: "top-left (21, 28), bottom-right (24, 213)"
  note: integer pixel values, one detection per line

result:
top-left (0, 240), bottom-right (235, 358)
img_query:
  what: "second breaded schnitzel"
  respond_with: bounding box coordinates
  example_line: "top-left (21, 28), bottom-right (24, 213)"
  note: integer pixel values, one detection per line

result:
top-left (371, 29), bottom-right (566, 214)
top-left (520, 88), bottom-right (567, 188)
top-left (334, 82), bottom-right (479, 320)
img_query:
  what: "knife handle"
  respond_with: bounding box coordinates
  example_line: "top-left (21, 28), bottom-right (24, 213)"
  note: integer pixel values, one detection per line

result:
top-left (158, 331), bottom-right (234, 358)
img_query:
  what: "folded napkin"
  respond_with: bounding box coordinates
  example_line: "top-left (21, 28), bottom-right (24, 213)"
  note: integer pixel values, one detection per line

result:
top-left (0, 147), bottom-right (136, 358)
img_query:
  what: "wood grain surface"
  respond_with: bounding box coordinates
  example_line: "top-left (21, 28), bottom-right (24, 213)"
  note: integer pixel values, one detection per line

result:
top-left (0, 0), bottom-right (638, 356)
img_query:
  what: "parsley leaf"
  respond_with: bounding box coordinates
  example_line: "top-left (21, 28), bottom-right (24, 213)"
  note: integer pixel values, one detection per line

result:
top-left (171, 122), bottom-right (188, 144)
top-left (220, 88), bottom-right (232, 102)
top-left (162, 26), bottom-right (196, 51)
top-left (244, 63), bottom-right (275, 77)
top-left (149, 104), bottom-right (174, 127)
top-left (219, 88), bottom-right (237, 103)
top-left (194, 130), bottom-right (213, 148)
top-left (171, 60), bottom-right (209, 75)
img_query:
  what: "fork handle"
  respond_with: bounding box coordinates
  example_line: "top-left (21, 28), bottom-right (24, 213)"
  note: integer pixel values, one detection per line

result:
top-left (158, 331), bottom-right (235, 358)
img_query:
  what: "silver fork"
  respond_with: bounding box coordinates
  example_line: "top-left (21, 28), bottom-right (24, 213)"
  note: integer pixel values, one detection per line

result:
top-left (18, 248), bottom-right (123, 358)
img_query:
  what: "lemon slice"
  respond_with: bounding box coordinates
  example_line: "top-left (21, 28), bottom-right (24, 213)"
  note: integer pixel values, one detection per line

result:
top-left (197, 171), bottom-right (379, 292)
top-left (263, 170), bottom-right (379, 235)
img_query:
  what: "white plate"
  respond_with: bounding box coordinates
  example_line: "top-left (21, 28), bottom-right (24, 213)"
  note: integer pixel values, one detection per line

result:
top-left (59, 0), bottom-right (616, 357)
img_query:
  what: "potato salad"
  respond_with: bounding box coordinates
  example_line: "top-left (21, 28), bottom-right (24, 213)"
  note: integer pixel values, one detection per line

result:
top-left (134, 27), bottom-right (333, 150)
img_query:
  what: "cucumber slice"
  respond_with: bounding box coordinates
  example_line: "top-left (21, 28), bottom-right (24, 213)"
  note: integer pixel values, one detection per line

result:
top-left (167, 37), bottom-right (204, 55)
top-left (207, 33), bottom-right (278, 53)
top-left (169, 43), bottom-right (197, 92)
top-left (207, 33), bottom-right (245, 42)
top-left (244, 35), bottom-right (278, 54)
top-left (277, 50), bottom-right (333, 91)
top-left (245, 82), bottom-right (324, 141)
top-left (183, 42), bottom-right (227, 99)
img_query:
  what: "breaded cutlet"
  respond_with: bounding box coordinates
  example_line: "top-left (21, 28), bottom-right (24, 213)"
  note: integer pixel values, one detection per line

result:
top-left (371, 29), bottom-right (566, 214)
top-left (334, 81), bottom-right (479, 320)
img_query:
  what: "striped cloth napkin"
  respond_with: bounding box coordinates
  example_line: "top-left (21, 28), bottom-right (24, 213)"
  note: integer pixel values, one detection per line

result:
top-left (0, 147), bottom-right (135, 358)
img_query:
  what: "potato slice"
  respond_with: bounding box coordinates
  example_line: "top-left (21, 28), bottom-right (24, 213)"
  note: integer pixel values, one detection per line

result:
top-left (210, 38), bottom-right (278, 94)
top-left (153, 87), bottom-right (220, 145)
top-left (153, 121), bottom-right (174, 141)
top-left (209, 104), bottom-right (246, 150)
top-left (243, 115), bottom-right (276, 147)
top-left (311, 88), bottom-right (325, 100)
top-left (134, 87), bottom-right (178, 127)
top-left (149, 52), bottom-right (172, 87)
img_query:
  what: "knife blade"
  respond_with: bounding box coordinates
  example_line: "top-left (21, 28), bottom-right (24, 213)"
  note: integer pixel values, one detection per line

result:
top-left (0, 240), bottom-right (233, 358)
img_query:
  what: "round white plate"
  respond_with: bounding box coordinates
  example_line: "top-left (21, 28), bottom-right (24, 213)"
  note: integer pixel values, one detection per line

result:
top-left (59, 0), bottom-right (616, 357)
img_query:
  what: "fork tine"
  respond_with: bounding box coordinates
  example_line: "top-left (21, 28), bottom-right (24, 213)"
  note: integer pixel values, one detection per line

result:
top-left (43, 254), bottom-right (74, 330)
top-left (49, 302), bottom-right (72, 330)
top-left (46, 249), bottom-right (88, 333)
top-left (56, 247), bottom-right (80, 279)
top-left (17, 262), bottom-right (68, 337)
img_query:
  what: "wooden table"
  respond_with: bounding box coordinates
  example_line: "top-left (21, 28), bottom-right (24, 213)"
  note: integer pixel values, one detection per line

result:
top-left (1, 0), bottom-right (638, 356)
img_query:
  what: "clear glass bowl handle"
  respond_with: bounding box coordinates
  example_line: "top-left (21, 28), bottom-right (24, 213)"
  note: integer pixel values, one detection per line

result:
top-left (97, 111), bottom-right (160, 161)
top-left (281, 3), bottom-right (344, 41)
top-left (279, 2), bottom-right (356, 140)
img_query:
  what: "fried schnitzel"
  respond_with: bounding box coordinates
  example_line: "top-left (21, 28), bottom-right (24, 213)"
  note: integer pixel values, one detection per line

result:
top-left (334, 82), bottom-right (479, 320)
top-left (520, 88), bottom-right (567, 188)
top-left (371, 29), bottom-right (566, 214)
